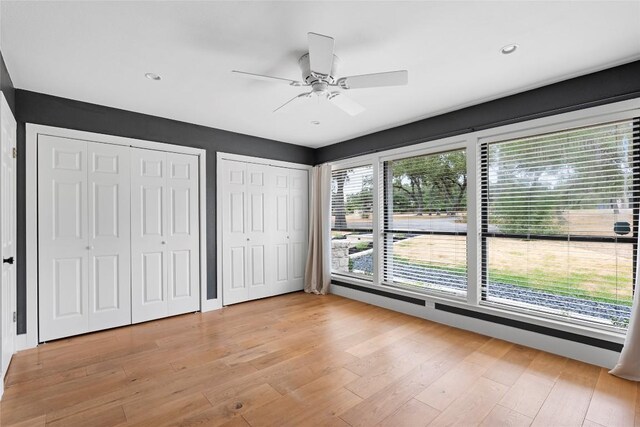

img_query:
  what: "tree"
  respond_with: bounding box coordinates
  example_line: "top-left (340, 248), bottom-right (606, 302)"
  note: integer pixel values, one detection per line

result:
top-left (391, 151), bottom-right (467, 215)
top-left (346, 174), bottom-right (373, 217)
top-left (488, 122), bottom-right (632, 235)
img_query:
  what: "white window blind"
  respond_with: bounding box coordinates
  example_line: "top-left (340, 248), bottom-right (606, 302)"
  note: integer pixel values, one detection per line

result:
top-left (331, 165), bottom-right (374, 278)
top-left (383, 150), bottom-right (467, 295)
top-left (481, 118), bottom-right (640, 328)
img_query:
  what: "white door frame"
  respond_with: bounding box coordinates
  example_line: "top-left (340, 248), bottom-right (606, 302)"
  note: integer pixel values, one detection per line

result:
top-left (23, 124), bottom-right (209, 349)
top-left (0, 92), bottom-right (17, 397)
top-left (216, 152), bottom-right (312, 307)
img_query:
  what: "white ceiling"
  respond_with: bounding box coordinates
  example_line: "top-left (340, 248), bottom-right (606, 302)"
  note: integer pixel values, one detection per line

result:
top-left (2, 1), bottom-right (640, 148)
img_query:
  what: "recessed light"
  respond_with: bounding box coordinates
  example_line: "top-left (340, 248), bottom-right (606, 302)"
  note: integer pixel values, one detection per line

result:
top-left (500, 44), bottom-right (518, 55)
top-left (145, 72), bottom-right (161, 81)
top-left (310, 121), bottom-right (320, 125)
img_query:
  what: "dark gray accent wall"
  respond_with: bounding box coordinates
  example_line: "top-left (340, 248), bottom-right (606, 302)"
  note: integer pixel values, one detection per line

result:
top-left (14, 89), bottom-right (314, 334)
top-left (0, 49), bottom-right (16, 116)
top-left (316, 60), bottom-right (640, 163)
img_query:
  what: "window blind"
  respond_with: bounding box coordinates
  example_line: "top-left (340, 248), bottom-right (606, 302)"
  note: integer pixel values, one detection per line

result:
top-left (331, 165), bottom-right (374, 278)
top-left (481, 118), bottom-right (640, 328)
top-left (383, 150), bottom-right (467, 295)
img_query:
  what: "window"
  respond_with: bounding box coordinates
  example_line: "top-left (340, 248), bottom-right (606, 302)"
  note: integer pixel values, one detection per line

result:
top-left (331, 165), bottom-right (374, 279)
top-left (383, 149), bottom-right (467, 295)
top-left (328, 105), bottom-right (640, 336)
top-left (481, 118), bottom-right (639, 329)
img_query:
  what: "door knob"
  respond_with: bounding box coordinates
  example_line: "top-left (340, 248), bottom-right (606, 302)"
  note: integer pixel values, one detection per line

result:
top-left (246, 238), bottom-right (250, 241)
top-left (3, 257), bottom-right (13, 265)
top-left (86, 246), bottom-right (93, 250)
top-left (161, 241), bottom-right (166, 245)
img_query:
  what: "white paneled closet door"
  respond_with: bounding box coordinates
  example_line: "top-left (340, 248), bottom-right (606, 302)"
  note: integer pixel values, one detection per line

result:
top-left (221, 160), bottom-right (272, 304)
top-left (221, 160), bottom-right (249, 305)
top-left (131, 149), bottom-right (166, 323)
top-left (246, 163), bottom-right (270, 301)
top-left (131, 149), bottom-right (199, 323)
top-left (87, 143), bottom-right (131, 331)
top-left (288, 168), bottom-right (309, 291)
top-left (39, 136), bottom-right (89, 341)
top-left (271, 167), bottom-right (291, 294)
top-left (39, 136), bottom-right (132, 342)
top-left (221, 158), bottom-right (308, 305)
top-left (166, 153), bottom-right (200, 316)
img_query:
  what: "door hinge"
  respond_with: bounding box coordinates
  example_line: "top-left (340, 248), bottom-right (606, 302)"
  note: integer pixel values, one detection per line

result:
top-left (13, 312), bottom-right (16, 323)
top-left (12, 147), bottom-right (16, 159)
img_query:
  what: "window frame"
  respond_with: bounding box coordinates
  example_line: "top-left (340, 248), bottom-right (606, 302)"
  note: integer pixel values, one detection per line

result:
top-left (327, 98), bottom-right (640, 342)
top-left (330, 159), bottom-right (378, 282)
top-left (477, 112), bottom-right (640, 333)
top-left (380, 145), bottom-right (469, 298)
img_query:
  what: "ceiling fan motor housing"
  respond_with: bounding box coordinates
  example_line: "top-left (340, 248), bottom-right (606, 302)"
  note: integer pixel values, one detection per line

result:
top-left (298, 53), bottom-right (340, 87)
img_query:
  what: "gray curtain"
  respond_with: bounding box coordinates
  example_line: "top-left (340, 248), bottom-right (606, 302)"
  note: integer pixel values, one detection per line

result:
top-left (610, 234), bottom-right (640, 380)
top-left (304, 164), bottom-right (332, 294)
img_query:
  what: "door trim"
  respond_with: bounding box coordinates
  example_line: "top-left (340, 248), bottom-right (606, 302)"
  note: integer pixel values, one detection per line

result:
top-left (0, 92), bottom-right (17, 396)
top-left (216, 152), bottom-right (312, 307)
top-left (24, 124), bottom-right (208, 349)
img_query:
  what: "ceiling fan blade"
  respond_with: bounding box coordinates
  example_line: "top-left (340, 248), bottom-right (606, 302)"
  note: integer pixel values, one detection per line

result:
top-left (232, 70), bottom-right (305, 87)
top-left (328, 92), bottom-right (365, 116)
top-left (308, 32), bottom-right (334, 76)
top-left (338, 70), bottom-right (408, 89)
top-left (273, 92), bottom-right (312, 113)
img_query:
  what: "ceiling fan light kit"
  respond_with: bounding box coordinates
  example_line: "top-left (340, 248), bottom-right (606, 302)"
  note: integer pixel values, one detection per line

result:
top-left (232, 32), bottom-right (408, 116)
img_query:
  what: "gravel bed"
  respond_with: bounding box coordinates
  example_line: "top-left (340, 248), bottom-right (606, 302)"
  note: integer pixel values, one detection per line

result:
top-left (352, 254), bottom-right (631, 324)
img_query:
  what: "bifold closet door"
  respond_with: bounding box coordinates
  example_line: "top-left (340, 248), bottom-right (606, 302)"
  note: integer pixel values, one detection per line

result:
top-left (39, 136), bottom-right (89, 341)
top-left (288, 168), bottom-right (309, 291)
top-left (131, 148), bottom-right (199, 323)
top-left (221, 159), bottom-right (308, 305)
top-left (38, 136), bottom-right (131, 342)
top-left (270, 167), bottom-right (291, 294)
top-left (87, 142), bottom-right (131, 331)
top-left (166, 152), bottom-right (200, 316)
top-left (221, 160), bottom-right (249, 305)
top-left (270, 167), bottom-right (308, 295)
top-left (221, 160), bottom-right (272, 305)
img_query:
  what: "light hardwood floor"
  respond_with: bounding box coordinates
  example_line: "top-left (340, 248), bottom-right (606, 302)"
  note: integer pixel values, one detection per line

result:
top-left (1, 292), bottom-right (637, 426)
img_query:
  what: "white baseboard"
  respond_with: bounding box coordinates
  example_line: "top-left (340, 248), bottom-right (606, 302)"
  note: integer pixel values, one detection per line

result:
top-left (201, 299), bottom-right (223, 313)
top-left (331, 284), bottom-right (621, 369)
top-left (14, 333), bottom-right (36, 352)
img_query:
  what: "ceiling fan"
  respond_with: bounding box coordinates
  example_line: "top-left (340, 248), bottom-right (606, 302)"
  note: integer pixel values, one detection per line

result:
top-left (232, 32), bottom-right (408, 116)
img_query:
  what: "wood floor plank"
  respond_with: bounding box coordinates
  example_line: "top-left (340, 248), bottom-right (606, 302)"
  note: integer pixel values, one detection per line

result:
top-left (429, 377), bottom-right (508, 426)
top-left (532, 372), bottom-right (598, 427)
top-left (526, 351), bottom-right (567, 381)
top-left (414, 361), bottom-right (486, 411)
top-left (217, 416), bottom-right (252, 427)
top-left (479, 404), bottom-right (533, 427)
top-left (345, 321), bottom-right (431, 358)
top-left (499, 372), bottom-right (554, 418)
top-left (377, 398), bottom-right (440, 427)
top-left (0, 292), bottom-right (634, 427)
top-left (125, 391), bottom-right (211, 426)
top-left (339, 340), bottom-right (485, 427)
top-left (241, 368), bottom-right (360, 427)
top-left (585, 368), bottom-right (636, 427)
top-left (482, 345), bottom-right (538, 386)
top-left (464, 338), bottom-right (514, 368)
top-left (46, 404), bottom-right (127, 427)
top-left (1, 414), bottom-right (46, 427)
top-left (345, 337), bottom-right (441, 399)
top-left (178, 383), bottom-right (282, 427)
